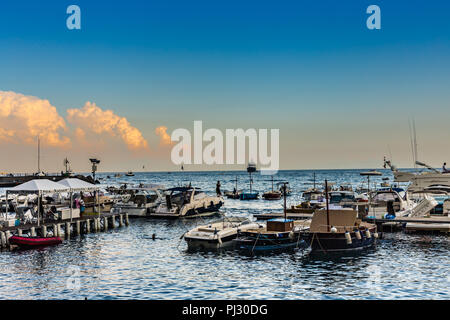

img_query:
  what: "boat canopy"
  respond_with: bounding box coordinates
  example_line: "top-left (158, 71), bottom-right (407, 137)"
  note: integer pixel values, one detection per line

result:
top-left (7, 179), bottom-right (70, 194)
top-left (57, 178), bottom-right (98, 191)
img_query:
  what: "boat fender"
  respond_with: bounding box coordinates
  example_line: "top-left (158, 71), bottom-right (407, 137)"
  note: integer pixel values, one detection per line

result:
top-left (330, 226), bottom-right (337, 233)
top-left (289, 231), bottom-right (294, 239)
top-left (373, 232), bottom-right (379, 239)
top-left (355, 230), bottom-right (362, 240)
top-left (345, 231), bottom-right (352, 244)
top-left (203, 201), bottom-right (207, 209)
top-left (218, 237), bottom-right (222, 246)
top-left (365, 230), bottom-right (371, 239)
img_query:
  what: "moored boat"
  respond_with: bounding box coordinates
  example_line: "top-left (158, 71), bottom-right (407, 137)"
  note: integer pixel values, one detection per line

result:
top-left (240, 163), bottom-right (259, 200)
top-left (9, 236), bottom-right (62, 248)
top-left (262, 176), bottom-right (282, 200)
top-left (234, 183), bottom-right (307, 253)
top-left (151, 186), bottom-right (223, 218)
top-left (184, 217), bottom-right (260, 250)
top-left (297, 180), bottom-right (379, 253)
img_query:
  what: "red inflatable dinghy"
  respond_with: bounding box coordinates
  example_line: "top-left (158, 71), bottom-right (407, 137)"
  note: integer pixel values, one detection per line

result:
top-left (9, 236), bottom-right (62, 248)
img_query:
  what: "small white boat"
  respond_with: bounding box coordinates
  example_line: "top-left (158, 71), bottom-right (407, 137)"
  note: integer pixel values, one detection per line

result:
top-left (184, 217), bottom-right (260, 250)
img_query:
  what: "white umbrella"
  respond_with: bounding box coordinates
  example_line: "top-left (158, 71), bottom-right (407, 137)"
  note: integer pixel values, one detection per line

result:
top-left (57, 178), bottom-right (99, 221)
top-left (6, 179), bottom-right (70, 226)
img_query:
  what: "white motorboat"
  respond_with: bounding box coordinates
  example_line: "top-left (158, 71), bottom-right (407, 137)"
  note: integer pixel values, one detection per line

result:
top-left (151, 187), bottom-right (223, 218)
top-left (183, 217), bottom-right (261, 250)
top-left (384, 158), bottom-right (450, 192)
top-left (111, 185), bottom-right (165, 217)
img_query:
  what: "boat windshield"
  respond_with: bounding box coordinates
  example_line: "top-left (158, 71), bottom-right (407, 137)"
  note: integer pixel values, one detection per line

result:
top-left (372, 192), bottom-right (400, 202)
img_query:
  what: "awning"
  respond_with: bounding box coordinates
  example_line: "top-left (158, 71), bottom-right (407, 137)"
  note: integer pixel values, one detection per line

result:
top-left (58, 178), bottom-right (98, 191)
top-left (7, 179), bottom-right (70, 194)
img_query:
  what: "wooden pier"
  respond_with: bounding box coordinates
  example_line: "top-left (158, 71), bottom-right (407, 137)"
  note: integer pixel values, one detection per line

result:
top-left (0, 212), bottom-right (130, 250)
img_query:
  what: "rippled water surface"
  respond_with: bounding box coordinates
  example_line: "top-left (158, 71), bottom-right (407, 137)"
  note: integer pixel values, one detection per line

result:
top-left (1, 170), bottom-right (449, 299)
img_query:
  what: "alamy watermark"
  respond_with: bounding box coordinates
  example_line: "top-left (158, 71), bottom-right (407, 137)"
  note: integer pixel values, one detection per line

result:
top-left (170, 121), bottom-right (279, 175)
top-left (66, 265), bottom-right (81, 291)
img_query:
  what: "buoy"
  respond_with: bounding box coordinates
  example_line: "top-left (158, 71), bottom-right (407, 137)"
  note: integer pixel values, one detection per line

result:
top-left (330, 226), bottom-right (337, 233)
top-left (355, 230), bottom-right (362, 240)
top-left (365, 230), bottom-right (371, 238)
top-left (373, 232), bottom-right (379, 239)
top-left (345, 231), bottom-right (352, 244)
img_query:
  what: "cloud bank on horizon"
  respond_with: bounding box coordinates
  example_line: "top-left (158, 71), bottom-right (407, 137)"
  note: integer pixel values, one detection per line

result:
top-left (0, 90), bottom-right (151, 152)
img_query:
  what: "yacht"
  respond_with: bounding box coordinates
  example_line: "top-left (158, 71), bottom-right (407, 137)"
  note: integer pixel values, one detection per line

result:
top-left (111, 184), bottom-right (165, 217)
top-left (151, 187), bottom-right (224, 218)
top-left (384, 158), bottom-right (450, 192)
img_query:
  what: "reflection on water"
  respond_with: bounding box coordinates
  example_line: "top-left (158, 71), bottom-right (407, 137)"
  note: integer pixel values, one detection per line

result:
top-left (0, 170), bottom-right (449, 299)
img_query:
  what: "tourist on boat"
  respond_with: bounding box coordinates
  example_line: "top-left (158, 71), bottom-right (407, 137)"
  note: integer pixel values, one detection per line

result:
top-left (443, 163), bottom-right (450, 173)
top-left (216, 181), bottom-right (221, 196)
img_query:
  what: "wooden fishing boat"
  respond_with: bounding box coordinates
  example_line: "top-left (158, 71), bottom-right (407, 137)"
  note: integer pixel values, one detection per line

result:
top-left (9, 236), bottom-right (62, 248)
top-left (296, 180), bottom-right (379, 253)
top-left (224, 177), bottom-right (242, 199)
top-left (240, 163), bottom-right (259, 200)
top-left (234, 183), bottom-right (306, 253)
top-left (262, 176), bottom-right (282, 200)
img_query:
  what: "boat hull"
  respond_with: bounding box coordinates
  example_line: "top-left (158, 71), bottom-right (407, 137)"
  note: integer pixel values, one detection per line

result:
top-left (233, 231), bottom-right (304, 253)
top-left (9, 236), bottom-right (62, 248)
top-left (185, 233), bottom-right (237, 251)
top-left (239, 192), bottom-right (258, 200)
top-left (150, 201), bottom-right (223, 219)
top-left (298, 229), bottom-right (377, 252)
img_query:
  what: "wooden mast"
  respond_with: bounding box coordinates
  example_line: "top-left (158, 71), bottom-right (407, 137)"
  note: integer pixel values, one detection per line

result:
top-left (283, 183), bottom-right (287, 221)
top-left (325, 179), bottom-right (330, 232)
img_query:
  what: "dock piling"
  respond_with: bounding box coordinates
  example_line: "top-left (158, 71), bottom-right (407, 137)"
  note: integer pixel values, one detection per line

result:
top-left (41, 225), bottom-right (47, 237)
top-left (86, 219), bottom-right (90, 233)
top-left (75, 221), bottom-right (80, 235)
top-left (0, 231), bottom-right (6, 248)
top-left (4, 231), bottom-right (11, 245)
top-left (125, 213), bottom-right (129, 226)
top-left (65, 222), bottom-right (71, 239)
top-left (103, 216), bottom-right (108, 231)
top-left (119, 214), bottom-right (123, 227)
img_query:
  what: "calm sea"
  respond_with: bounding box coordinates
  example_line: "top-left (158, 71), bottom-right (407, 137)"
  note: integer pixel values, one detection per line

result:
top-left (0, 169), bottom-right (449, 299)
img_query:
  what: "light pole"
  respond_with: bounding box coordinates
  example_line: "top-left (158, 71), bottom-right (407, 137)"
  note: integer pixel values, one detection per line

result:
top-left (89, 158), bottom-right (100, 182)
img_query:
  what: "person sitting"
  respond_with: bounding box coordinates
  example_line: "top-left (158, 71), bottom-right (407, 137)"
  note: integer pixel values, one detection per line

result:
top-left (443, 163), bottom-right (450, 173)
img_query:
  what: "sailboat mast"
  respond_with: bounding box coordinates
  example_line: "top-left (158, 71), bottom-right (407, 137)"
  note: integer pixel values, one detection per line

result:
top-left (313, 172), bottom-right (316, 189)
top-left (37, 136), bottom-right (40, 173)
top-left (283, 183), bottom-right (287, 221)
top-left (325, 179), bottom-right (330, 232)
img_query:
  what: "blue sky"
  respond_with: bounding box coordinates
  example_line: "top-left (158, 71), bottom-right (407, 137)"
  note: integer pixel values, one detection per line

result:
top-left (1, 1), bottom-right (450, 171)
